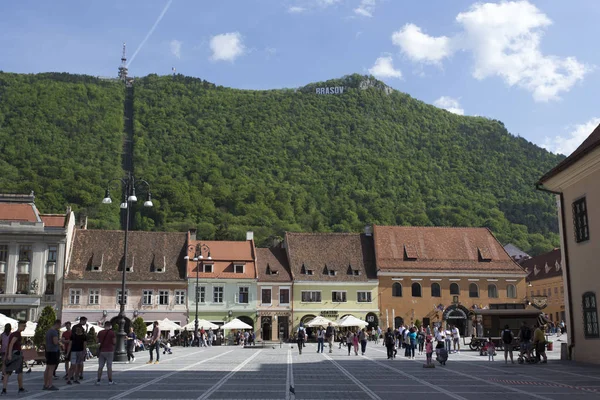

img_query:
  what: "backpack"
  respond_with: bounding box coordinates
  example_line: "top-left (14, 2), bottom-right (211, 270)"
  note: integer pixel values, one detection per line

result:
top-left (297, 328), bottom-right (305, 340)
top-left (521, 327), bottom-right (532, 341)
top-left (385, 333), bottom-right (395, 346)
top-left (502, 329), bottom-right (513, 344)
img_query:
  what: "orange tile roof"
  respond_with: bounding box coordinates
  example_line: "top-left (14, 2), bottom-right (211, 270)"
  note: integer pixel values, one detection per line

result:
top-left (373, 225), bottom-right (525, 274)
top-left (0, 203), bottom-right (38, 222)
top-left (186, 240), bottom-right (257, 279)
top-left (40, 215), bottom-right (66, 228)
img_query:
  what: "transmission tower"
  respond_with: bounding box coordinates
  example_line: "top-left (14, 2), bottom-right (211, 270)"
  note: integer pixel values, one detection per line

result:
top-left (118, 42), bottom-right (128, 82)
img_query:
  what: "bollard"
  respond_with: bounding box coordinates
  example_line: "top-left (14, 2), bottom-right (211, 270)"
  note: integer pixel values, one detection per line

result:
top-left (561, 343), bottom-right (568, 360)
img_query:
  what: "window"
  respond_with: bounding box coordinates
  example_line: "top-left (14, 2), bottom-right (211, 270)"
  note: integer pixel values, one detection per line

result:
top-left (560, 286), bottom-right (564, 294)
top-left (238, 287), bottom-right (249, 304)
top-left (175, 290), bottom-right (186, 305)
top-left (573, 197), bottom-right (589, 243)
top-left (213, 286), bottom-right (224, 303)
top-left (332, 291), bottom-right (347, 303)
top-left (543, 288), bottom-right (547, 296)
top-left (411, 282), bottom-right (422, 297)
top-left (450, 283), bottom-right (460, 295)
top-left (47, 246), bottom-right (57, 262)
top-left (469, 283), bottom-right (479, 298)
top-left (18, 245), bottom-right (32, 262)
top-left (203, 264), bottom-right (213, 273)
top-left (531, 291), bottom-right (534, 297)
top-left (261, 288), bottom-right (272, 305)
top-left (0, 275), bottom-right (4, 294)
top-left (234, 264), bottom-right (244, 274)
top-left (45, 275), bottom-right (55, 295)
top-left (69, 289), bottom-right (81, 305)
top-left (196, 286), bottom-right (205, 303)
top-left (89, 289), bottom-right (100, 305)
top-left (547, 289), bottom-right (552, 298)
top-left (16, 274), bottom-right (29, 294)
top-left (392, 282), bottom-right (402, 297)
top-left (431, 283), bottom-right (441, 297)
top-left (142, 290), bottom-right (154, 305)
top-left (301, 291), bottom-right (321, 302)
top-left (583, 292), bottom-right (599, 338)
top-left (488, 284), bottom-right (498, 298)
top-left (159, 290), bottom-right (169, 305)
top-left (357, 291), bottom-right (372, 303)
top-left (279, 288), bottom-right (290, 304)
top-left (117, 289), bottom-right (128, 305)
top-left (554, 287), bottom-right (558, 294)
top-left (0, 245), bottom-right (7, 262)
top-left (507, 284), bottom-right (517, 299)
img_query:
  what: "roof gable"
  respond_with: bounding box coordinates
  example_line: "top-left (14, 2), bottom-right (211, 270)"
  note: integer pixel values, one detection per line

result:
top-left (256, 247), bottom-right (292, 282)
top-left (519, 248), bottom-right (562, 281)
top-left (186, 240), bottom-right (256, 279)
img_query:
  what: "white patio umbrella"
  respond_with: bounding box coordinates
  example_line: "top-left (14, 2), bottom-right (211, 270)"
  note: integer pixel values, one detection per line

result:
top-left (221, 318), bottom-right (253, 330)
top-left (0, 315), bottom-right (18, 330)
top-left (182, 319), bottom-right (219, 330)
top-left (60, 322), bottom-right (104, 332)
top-left (147, 318), bottom-right (182, 332)
top-left (337, 315), bottom-right (368, 328)
top-left (22, 321), bottom-right (37, 337)
top-left (305, 316), bottom-right (338, 328)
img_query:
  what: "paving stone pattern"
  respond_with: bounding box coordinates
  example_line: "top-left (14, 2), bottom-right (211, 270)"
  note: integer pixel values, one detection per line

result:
top-left (4, 342), bottom-right (599, 400)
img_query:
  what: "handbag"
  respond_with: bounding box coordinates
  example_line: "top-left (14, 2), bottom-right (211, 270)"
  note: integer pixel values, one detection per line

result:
top-left (95, 331), bottom-right (109, 357)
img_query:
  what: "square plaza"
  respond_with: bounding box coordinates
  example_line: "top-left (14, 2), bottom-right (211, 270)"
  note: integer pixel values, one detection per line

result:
top-left (4, 342), bottom-right (600, 400)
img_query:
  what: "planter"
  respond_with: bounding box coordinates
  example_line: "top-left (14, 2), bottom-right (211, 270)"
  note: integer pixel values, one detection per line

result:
top-left (547, 342), bottom-right (553, 351)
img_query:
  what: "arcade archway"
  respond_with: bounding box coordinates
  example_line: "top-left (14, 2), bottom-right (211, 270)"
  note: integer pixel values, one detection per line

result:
top-left (443, 304), bottom-right (470, 336)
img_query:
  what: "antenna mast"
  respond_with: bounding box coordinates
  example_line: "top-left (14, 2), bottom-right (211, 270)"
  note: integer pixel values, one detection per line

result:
top-left (118, 42), bottom-right (129, 82)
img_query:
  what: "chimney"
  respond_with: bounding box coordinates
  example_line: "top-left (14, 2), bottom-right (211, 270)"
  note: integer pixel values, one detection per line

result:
top-left (189, 229), bottom-right (197, 241)
top-left (364, 225), bottom-right (372, 236)
top-left (246, 231), bottom-right (254, 241)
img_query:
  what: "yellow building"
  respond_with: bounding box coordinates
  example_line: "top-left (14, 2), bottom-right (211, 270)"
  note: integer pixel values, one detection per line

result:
top-left (520, 249), bottom-right (565, 324)
top-left (285, 232), bottom-right (379, 337)
top-left (538, 123), bottom-right (600, 364)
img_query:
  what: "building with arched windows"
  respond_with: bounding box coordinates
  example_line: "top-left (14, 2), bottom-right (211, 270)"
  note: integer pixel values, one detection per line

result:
top-left (374, 225), bottom-right (528, 336)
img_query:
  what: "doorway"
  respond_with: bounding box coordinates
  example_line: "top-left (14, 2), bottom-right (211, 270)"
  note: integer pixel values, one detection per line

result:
top-left (261, 316), bottom-right (272, 340)
top-left (278, 316), bottom-right (289, 340)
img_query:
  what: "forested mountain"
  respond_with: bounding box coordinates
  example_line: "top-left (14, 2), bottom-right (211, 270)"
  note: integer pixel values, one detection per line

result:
top-left (0, 72), bottom-right (562, 254)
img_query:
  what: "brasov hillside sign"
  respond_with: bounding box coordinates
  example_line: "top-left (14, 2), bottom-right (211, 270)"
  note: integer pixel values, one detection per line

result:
top-left (316, 86), bottom-right (345, 95)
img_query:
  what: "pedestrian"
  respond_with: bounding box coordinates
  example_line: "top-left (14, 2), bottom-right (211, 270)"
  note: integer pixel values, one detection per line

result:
top-left (425, 335), bottom-right (433, 366)
top-left (126, 327), bottom-right (136, 363)
top-left (352, 330), bottom-right (359, 355)
top-left (487, 338), bottom-right (495, 361)
top-left (408, 327), bottom-right (417, 359)
top-left (66, 316), bottom-right (88, 385)
top-left (501, 324), bottom-right (515, 364)
top-left (325, 322), bottom-right (335, 353)
top-left (96, 321), bottom-right (116, 385)
top-left (417, 327), bottom-right (425, 355)
top-left (208, 328), bottom-right (213, 347)
top-left (359, 328), bottom-right (368, 355)
top-left (316, 326), bottom-right (324, 353)
top-left (43, 319), bottom-right (61, 391)
top-left (384, 328), bottom-right (395, 360)
top-left (182, 328), bottom-right (189, 347)
top-left (1, 320), bottom-right (27, 395)
top-left (444, 326), bottom-right (452, 353)
top-left (61, 322), bottom-right (72, 379)
top-left (435, 326), bottom-right (445, 353)
top-left (0, 323), bottom-right (12, 379)
top-left (296, 324), bottom-right (306, 354)
top-left (533, 324), bottom-right (548, 364)
top-left (451, 324), bottom-right (461, 354)
top-left (147, 321), bottom-right (160, 364)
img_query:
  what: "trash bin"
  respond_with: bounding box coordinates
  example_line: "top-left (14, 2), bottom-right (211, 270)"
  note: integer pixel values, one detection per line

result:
top-left (547, 342), bottom-right (553, 351)
top-left (560, 343), bottom-right (568, 360)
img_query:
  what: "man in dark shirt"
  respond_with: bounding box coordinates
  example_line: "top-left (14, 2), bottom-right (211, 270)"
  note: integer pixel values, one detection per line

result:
top-left (43, 319), bottom-right (61, 391)
top-left (2, 320), bottom-right (27, 395)
top-left (67, 316), bottom-right (87, 385)
top-left (61, 322), bottom-right (72, 379)
top-left (126, 327), bottom-right (136, 362)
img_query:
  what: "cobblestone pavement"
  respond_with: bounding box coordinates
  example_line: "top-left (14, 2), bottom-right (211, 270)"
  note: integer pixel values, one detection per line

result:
top-left (5, 341), bottom-right (599, 400)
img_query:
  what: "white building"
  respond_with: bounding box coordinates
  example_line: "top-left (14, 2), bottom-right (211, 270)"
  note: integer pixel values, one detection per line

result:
top-left (0, 193), bottom-right (75, 321)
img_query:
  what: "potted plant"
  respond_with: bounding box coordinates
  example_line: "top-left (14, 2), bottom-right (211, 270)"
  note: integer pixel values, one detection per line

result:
top-left (546, 340), bottom-right (554, 351)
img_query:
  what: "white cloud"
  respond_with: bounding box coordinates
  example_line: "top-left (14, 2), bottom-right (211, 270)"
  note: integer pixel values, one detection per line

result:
top-left (393, 1), bottom-right (590, 102)
top-left (288, 6), bottom-right (306, 13)
top-left (354, 0), bottom-right (376, 17)
top-left (392, 23), bottom-right (452, 64)
top-left (317, 0), bottom-right (340, 6)
top-left (209, 32), bottom-right (245, 62)
top-left (368, 56), bottom-right (402, 79)
top-left (542, 117), bottom-right (600, 155)
top-left (170, 39), bottom-right (182, 59)
top-left (433, 96), bottom-right (464, 115)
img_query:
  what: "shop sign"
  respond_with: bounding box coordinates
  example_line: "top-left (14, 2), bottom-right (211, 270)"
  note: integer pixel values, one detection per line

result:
top-left (0, 297), bottom-right (40, 306)
top-left (320, 311), bottom-right (338, 318)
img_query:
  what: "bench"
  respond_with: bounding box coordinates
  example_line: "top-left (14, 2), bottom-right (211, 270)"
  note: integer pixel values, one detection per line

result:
top-left (21, 349), bottom-right (46, 373)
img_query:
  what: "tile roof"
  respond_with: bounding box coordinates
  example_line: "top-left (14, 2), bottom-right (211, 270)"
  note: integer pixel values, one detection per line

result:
top-left (0, 203), bottom-right (38, 222)
top-left (40, 215), bottom-right (67, 228)
top-left (185, 240), bottom-right (257, 279)
top-left (373, 225), bottom-right (525, 274)
top-left (519, 248), bottom-right (562, 281)
top-left (67, 229), bottom-right (187, 282)
top-left (284, 232), bottom-right (377, 281)
top-left (539, 122), bottom-right (600, 183)
top-left (255, 247), bottom-right (292, 282)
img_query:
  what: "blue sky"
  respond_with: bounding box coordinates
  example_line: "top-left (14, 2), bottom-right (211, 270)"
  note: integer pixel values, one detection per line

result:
top-left (1, 0), bottom-right (598, 155)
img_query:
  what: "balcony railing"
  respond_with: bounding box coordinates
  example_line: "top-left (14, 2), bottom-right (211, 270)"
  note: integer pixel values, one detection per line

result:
top-left (45, 262), bottom-right (56, 275)
top-left (17, 262), bottom-right (30, 274)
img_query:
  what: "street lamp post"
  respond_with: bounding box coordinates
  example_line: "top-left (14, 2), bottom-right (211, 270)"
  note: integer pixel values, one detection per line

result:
top-left (102, 173), bottom-right (153, 362)
top-left (184, 243), bottom-right (211, 347)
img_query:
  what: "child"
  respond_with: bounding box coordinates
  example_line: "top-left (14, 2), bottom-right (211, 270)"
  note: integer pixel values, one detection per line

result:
top-left (425, 336), bottom-right (433, 366)
top-left (487, 338), bottom-right (495, 361)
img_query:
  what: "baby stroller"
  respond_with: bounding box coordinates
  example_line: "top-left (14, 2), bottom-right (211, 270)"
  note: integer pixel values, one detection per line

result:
top-left (517, 343), bottom-right (536, 364)
top-left (479, 342), bottom-right (497, 357)
top-left (436, 347), bottom-right (448, 365)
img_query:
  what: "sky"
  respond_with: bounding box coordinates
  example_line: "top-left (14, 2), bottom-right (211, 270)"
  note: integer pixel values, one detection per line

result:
top-left (1, 0), bottom-right (599, 156)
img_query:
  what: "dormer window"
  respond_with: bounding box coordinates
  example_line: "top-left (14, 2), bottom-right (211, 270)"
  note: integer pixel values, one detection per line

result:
top-left (266, 264), bottom-right (278, 275)
top-left (151, 255), bottom-right (165, 273)
top-left (477, 247), bottom-right (492, 262)
top-left (555, 261), bottom-right (560, 271)
top-left (203, 264), bottom-right (213, 273)
top-left (234, 264), bottom-right (244, 274)
top-left (88, 253), bottom-right (103, 272)
top-left (328, 270), bottom-right (336, 276)
top-left (545, 262), bottom-right (550, 273)
top-left (534, 265), bottom-right (540, 275)
top-left (301, 263), bottom-right (313, 275)
top-left (92, 265), bottom-right (101, 272)
top-left (404, 244), bottom-right (418, 261)
top-left (323, 265), bottom-right (329, 275)
top-left (353, 270), bottom-right (361, 276)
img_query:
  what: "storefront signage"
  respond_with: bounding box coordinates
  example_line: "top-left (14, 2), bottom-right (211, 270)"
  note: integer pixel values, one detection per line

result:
top-left (531, 296), bottom-right (548, 310)
top-left (316, 86), bottom-right (345, 95)
top-left (320, 311), bottom-right (338, 318)
top-left (443, 307), bottom-right (467, 320)
top-left (0, 296), bottom-right (40, 306)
